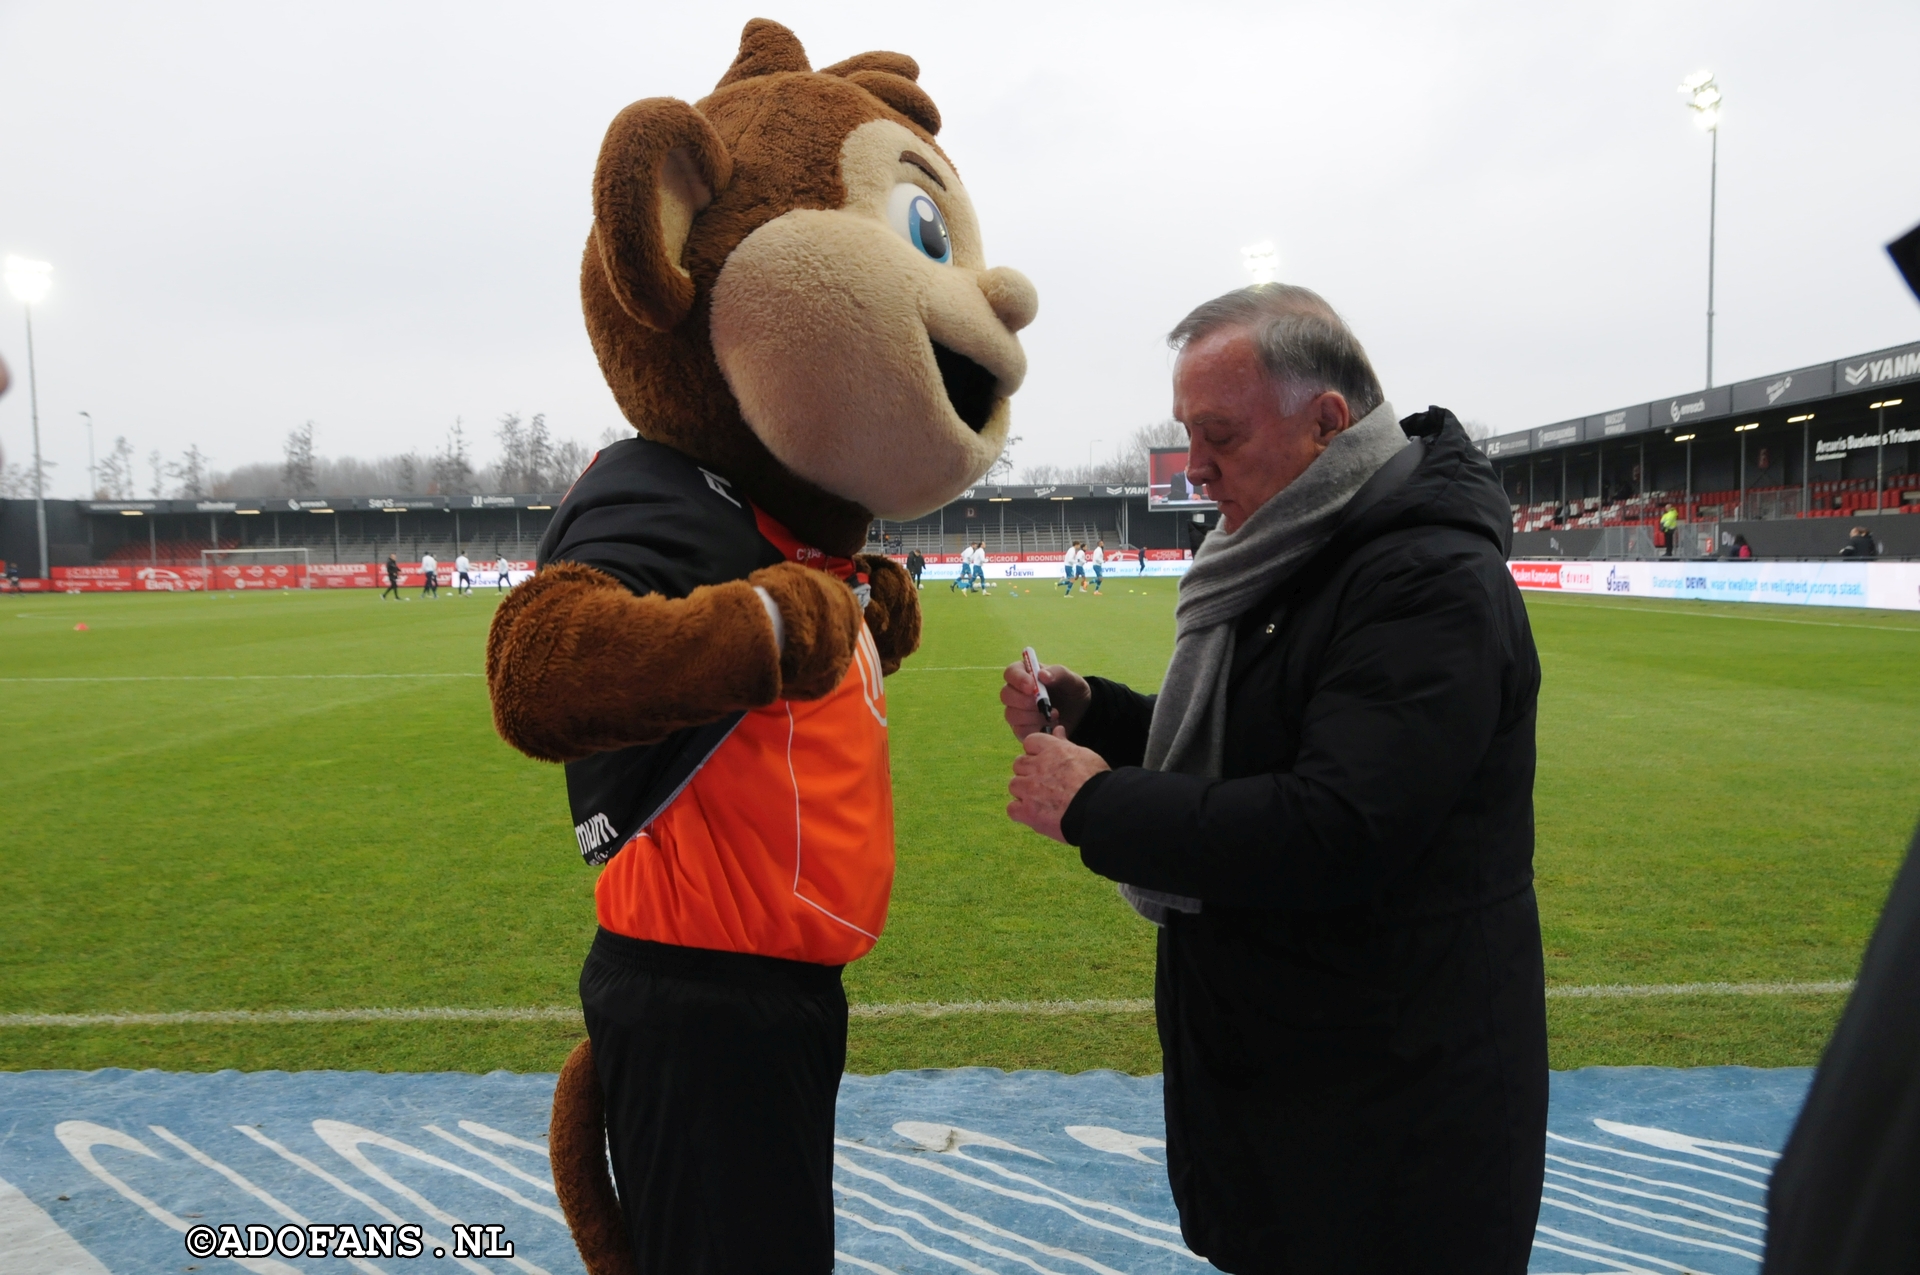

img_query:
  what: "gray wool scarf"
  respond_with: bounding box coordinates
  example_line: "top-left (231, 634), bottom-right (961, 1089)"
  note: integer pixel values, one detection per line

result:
top-left (1118, 401), bottom-right (1407, 924)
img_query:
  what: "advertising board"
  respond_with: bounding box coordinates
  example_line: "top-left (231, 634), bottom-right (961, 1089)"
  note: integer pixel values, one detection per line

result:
top-left (1654, 385), bottom-right (1732, 428)
top-left (1730, 363), bottom-right (1834, 413)
top-left (1532, 420), bottom-right (1581, 450)
top-left (1837, 341), bottom-right (1920, 393)
top-left (1507, 559), bottom-right (1920, 612)
top-left (44, 562), bottom-right (534, 592)
top-left (1583, 403), bottom-right (1652, 440)
top-left (911, 552), bottom-right (1192, 581)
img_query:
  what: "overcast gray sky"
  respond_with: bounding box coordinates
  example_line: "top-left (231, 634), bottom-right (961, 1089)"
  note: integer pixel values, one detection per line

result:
top-left (2, 0), bottom-right (1916, 496)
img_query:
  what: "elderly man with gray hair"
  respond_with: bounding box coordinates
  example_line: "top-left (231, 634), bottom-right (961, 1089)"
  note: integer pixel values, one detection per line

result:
top-left (1003, 284), bottom-right (1546, 1272)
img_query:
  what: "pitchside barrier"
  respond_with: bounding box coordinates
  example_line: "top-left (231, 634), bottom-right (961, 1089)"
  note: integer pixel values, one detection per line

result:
top-left (915, 551), bottom-right (1194, 581)
top-left (1511, 558), bottom-right (1920, 612)
top-left (23, 556), bottom-right (1186, 592)
top-left (37, 562), bottom-right (536, 593)
top-left (18, 556), bottom-right (1194, 592)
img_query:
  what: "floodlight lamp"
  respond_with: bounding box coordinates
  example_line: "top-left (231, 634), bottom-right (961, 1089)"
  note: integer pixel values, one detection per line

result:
top-left (1871, 399), bottom-right (1902, 409)
top-left (1679, 73), bottom-right (1721, 131)
top-left (1240, 240), bottom-right (1280, 284)
top-left (4, 255), bottom-right (52, 305)
top-left (1674, 433), bottom-right (1696, 442)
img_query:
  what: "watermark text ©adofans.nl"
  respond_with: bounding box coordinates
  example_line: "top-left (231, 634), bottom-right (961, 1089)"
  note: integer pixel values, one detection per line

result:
top-left (183, 1221), bottom-right (515, 1261)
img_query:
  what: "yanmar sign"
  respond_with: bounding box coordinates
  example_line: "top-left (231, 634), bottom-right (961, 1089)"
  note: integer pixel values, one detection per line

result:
top-left (1840, 343), bottom-right (1920, 389)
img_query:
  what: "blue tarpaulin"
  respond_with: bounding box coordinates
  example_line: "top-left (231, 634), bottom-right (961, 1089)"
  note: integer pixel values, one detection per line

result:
top-left (0, 1066), bottom-right (1808, 1273)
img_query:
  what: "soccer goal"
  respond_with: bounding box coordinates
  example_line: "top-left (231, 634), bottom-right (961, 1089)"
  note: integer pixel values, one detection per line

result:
top-left (201, 547), bottom-right (311, 591)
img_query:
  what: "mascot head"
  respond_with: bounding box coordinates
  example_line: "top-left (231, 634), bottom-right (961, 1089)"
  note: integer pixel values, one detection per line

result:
top-left (582, 17), bottom-right (1038, 554)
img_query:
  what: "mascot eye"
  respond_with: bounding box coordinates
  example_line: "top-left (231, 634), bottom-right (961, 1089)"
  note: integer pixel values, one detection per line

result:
top-left (887, 183), bottom-right (952, 264)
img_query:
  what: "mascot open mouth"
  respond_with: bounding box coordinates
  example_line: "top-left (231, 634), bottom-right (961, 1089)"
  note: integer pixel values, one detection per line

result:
top-left (932, 340), bottom-right (998, 434)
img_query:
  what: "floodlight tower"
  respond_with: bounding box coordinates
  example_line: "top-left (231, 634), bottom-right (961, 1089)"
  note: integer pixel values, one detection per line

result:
top-left (79, 410), bottom-right (95, 498)
top-left (4, 256), bottom-right (53, 580)
top-left (1680, 72), bottom-right (1722, 388)
top-left (1241, 241), bottom-right (1280, 284)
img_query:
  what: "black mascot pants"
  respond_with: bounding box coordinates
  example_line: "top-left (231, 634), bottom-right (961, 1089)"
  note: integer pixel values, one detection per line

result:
top-left (580, 929), bottom-right (847, 1275)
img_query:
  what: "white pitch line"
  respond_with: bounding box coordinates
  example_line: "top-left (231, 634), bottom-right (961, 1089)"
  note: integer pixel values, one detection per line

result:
top-left (0, 1006), bottom-right (586, 1028)
top-left (1528, 595), bottom-right (1920, 633)
top-left (1544, 980), bottom-right (1853, 999)
top-left (0, 982), bottom-right (1856, 1029)
top-left (848, 999), bottom-right (1156, 1018)
top-left (0, 673), bottom-right (481, 683)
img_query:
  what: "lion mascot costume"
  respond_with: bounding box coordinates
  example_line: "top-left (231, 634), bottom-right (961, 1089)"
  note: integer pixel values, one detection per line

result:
top-left (485, 19), bottom-right (1037, 1273)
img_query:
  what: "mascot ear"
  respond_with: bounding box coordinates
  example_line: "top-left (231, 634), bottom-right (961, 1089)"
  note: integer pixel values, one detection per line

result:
top-left (591, 98), bottom-right (733, 332)
top-left (715, 18), bottom-right (810, 88)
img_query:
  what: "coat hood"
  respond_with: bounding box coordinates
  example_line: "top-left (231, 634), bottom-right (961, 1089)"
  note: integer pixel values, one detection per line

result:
top-left (1337, 405), bottom-right (1513, 557)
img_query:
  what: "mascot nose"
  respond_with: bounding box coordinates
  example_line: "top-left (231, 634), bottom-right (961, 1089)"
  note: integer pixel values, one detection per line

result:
top-left (979, 266), bottom-right (1038, 335)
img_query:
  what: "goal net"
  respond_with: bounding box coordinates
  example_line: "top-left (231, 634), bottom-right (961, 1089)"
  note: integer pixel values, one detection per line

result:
top-left (201, 547), bottom-right (311, 591)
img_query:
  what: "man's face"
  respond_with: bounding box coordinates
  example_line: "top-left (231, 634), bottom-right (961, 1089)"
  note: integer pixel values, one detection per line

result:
top-left (1173, 328), bottom-right (1352, 533)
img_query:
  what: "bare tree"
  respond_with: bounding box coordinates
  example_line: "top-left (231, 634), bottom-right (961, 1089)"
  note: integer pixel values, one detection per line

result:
top-left (0, 460), bottom-right (49, 498)
top-left (526, 413), bottom-right (555, 488)
top-left (1123, 419), bottom-right (1188, 476)
top-left (431, 418), bottom-right (474, 494)
top-left (487, 411), bottom-right (576, 490)
top-left (281, 422), bottom-right (318, 495)
top-left (1017, 420), bottom-right (1188, 485)
top-left (985, 432), bottom-right (1023, 484)
top-left (494, 412), bottom-right (526, 493)
top-left (1461, 419), bottom-right (1494, 441)
top-left (549, 439), bottom-right (592, 489)
top-left (201, 413), bottom-right (602, 497)
top-left (97, 436), bottom-right (136, 499)
top-left (166, 445), bottom-right (211, 498)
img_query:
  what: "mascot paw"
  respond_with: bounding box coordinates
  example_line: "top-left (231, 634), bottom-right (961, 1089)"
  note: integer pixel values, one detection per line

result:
top-left (550, 1040), bottom-right (636, 1275)
top-left (749, 561), bottom-right (863, 700)
top-left (855, 554), bottom-right (921, 675)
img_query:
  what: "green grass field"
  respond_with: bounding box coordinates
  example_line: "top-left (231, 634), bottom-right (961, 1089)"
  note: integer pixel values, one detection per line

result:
top-left (3, 577), bottom-right (1917, 1075)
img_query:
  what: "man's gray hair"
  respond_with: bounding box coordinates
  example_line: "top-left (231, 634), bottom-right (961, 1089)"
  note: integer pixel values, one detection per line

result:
top-left (1167, 284), bottom-right (1385, 419)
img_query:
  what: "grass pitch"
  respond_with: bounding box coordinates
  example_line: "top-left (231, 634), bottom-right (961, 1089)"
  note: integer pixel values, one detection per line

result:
top-left (2, 576), bottom-right (1917, 1075)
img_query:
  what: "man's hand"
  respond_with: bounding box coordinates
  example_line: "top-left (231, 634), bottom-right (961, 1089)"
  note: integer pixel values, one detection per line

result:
top-left (1007, 728), bottom-right (1109, 844)
top-left (1001, 660), bottom-right (1091, 740)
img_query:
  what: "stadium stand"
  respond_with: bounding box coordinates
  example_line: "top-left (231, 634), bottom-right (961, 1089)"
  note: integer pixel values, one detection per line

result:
top-left (1510, 475), bottom-right (1919, 533)
top-left (103, 538), bottom-right (241, 564)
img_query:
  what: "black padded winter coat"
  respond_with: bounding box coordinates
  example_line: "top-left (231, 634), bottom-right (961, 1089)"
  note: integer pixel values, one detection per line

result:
top-left (1061, 407), bottom-right (1547, 1273)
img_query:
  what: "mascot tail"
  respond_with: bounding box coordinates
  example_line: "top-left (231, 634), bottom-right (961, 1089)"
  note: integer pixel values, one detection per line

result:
top-left (550, 1039), bottom-right (637, 1275)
